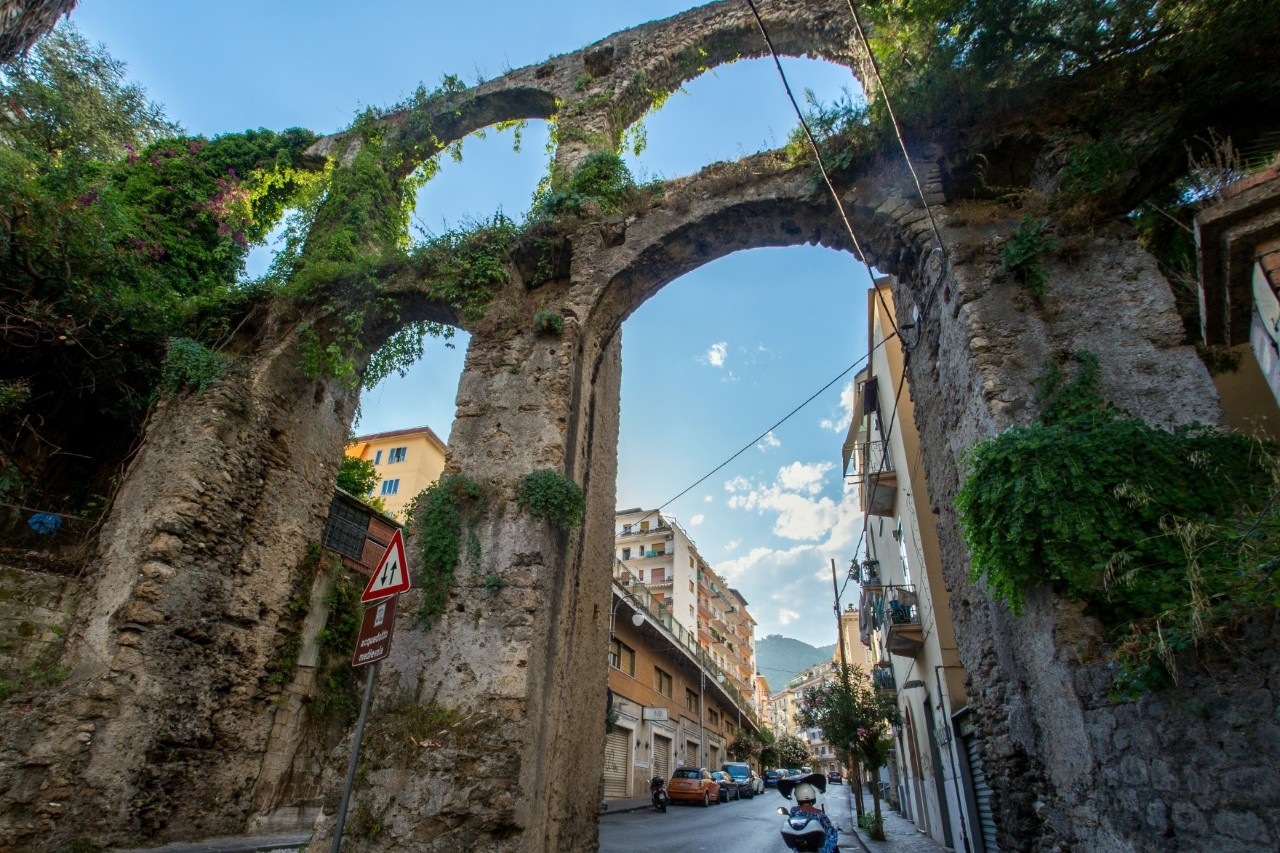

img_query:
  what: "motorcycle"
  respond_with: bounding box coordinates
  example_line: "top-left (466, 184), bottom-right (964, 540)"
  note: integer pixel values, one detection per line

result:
top-left (649, 774), bottom-right (669, 812)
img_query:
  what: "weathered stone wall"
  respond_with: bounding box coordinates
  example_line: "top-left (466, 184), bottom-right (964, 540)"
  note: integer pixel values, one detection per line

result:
top-left (894, 198), bottom-right (1280, 851)
top-left (2, 3), bottom-right (1278, 852)
top-left (0, 312), bottom-right (360, 850)
top-left (0, 564), bottom-right (79, 687)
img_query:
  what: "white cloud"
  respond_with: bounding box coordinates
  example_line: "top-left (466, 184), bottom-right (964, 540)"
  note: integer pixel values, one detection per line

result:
top-left (689, 514), bottom-right (705, 526)
top-left (704, 341), bottom-right (728, 367)
top-left (704, 494), bottom-right (714, 504)
top-left (757, 431), bottom-right (781, 452)
top-left (777, 461), bottom-right (831, 495)
top-left (714, 484), bottom-right (865, 646)
top-left (819, 380), bottom-right (856, 433)
top-left (725, 539), bottom-right (740, 553)
top-left (724, 461), bottom-right (839, 539)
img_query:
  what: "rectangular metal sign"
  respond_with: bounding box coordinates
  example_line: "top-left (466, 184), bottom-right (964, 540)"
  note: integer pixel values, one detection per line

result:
top-left (352, 595), bottom-right (397, 668)
top-left (642, 707), bottom-right (669, 721)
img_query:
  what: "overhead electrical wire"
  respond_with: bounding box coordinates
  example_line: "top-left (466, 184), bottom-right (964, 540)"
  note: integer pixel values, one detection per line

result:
top-left (654, 335), bottom-right (893, 514)
top-left (743, 0), bottom-right (903, 346)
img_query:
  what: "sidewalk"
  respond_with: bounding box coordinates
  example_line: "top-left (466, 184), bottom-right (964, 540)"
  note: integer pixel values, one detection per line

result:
top-left (601, 794), bottom-right (656, 815)
top-left (842, 789), bottom-right (948, 853)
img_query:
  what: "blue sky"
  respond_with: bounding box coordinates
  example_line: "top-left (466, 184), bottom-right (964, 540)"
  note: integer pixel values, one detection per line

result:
top-left (70, 2), bottom-right (873, 656)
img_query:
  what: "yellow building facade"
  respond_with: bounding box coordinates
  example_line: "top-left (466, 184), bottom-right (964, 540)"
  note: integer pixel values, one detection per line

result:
top-left (346, 425), bottom-right (447, 520)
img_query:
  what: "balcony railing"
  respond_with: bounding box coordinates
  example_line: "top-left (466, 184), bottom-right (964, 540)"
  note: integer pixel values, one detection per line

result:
top-left (871, 663), bottom-right (896, 694)
top-left (611, 562), bottom-right (761, 731)
top-left (861, 584), bottom-right (925, 658)
top-left (850, 439), bottom-right (897, 517)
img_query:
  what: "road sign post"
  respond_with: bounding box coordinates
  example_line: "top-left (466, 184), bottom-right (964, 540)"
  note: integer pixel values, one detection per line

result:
top-left (332, 538), bottom-right (411, 853)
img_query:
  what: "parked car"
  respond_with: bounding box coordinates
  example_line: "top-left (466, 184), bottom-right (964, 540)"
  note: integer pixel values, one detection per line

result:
top-left (750, 769), bottom-right (766, 795)
top-left (720, 762), bottom-right (757, 799)
top-left (667, 767), bottom-right (720, 807)
top-left (763, 769), bottom-right (783, 788)
top-left (710, 770), bottom-right (740, 802)
top-left (827, 770), bottom-right (843, 785)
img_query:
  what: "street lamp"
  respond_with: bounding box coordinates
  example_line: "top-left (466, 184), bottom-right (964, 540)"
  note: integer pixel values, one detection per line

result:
top-left (609, 594), bottom-right (645, 636)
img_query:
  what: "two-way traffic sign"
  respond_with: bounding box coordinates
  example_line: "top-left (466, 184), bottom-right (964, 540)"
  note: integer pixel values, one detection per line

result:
top-left (360, 528), bottom-right (410, 603)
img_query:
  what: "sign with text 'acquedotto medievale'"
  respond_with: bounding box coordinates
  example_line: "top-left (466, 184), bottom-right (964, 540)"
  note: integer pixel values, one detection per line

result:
top-left (352, 595), bottom-right (397, 668)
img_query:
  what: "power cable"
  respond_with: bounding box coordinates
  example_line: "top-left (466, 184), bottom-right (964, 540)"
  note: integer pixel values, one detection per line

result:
top-left (841, 0), bottom-right (951, 281)
top-left (744, 0), bottom-right (902, 346)
top-left (652, 334), bottom-right (893, 516)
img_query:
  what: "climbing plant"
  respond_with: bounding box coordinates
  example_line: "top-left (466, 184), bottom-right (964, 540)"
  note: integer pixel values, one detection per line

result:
top-left (956, 353), bottom-right (1280, 693)
top-left (412, 474), bottom-right (486, 627)
top-left (516, 469), bottom-right (585, 533)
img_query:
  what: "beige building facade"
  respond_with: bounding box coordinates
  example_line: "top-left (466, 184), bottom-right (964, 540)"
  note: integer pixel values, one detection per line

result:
top-left (614, 509), bottom-right (758, 708)
top-left (345, 425), bottom-right (447, 520)
top-left (846, 280), bottom-right (989, 852)
top-left (603, 564), bottom-right (761, 799)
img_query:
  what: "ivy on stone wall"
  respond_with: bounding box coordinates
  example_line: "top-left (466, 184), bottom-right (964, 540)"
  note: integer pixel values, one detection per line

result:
top-left (516, 469), bottom-right (585, 534)
top-left (411, 474), bottom-right (486, 627)
top-left (956, 353), bottom-right (1280, 694)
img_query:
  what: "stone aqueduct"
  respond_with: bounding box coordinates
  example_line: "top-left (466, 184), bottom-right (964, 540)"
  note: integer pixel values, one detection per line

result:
top-left (2, 2), bottom-right (1277, 851)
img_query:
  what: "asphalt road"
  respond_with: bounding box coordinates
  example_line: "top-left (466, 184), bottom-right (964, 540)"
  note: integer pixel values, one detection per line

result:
top-left (600, 786), bottom-right (844, 853)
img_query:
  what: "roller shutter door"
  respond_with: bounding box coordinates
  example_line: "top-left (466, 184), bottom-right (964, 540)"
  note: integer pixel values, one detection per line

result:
top-left (653, 734), bottom-right (672, 781)
top-left (603, 729), bottom-right (630, 799)
top-left (965, 735), bottom-right (999, 852)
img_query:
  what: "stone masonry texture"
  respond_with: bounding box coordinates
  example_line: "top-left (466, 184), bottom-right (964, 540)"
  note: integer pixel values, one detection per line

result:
top-left (1, 2), bottom-right (1277, 851)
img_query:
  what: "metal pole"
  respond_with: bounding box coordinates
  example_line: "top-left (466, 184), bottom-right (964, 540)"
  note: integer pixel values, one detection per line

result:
top-left (830, 559), bottom-right (849, 683)
top-left (331, 660), bottom-right (378, 853)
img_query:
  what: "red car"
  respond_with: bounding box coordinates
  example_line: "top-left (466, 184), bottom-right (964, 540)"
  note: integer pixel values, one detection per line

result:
top-left (667, 767), bottom-right (721, 806)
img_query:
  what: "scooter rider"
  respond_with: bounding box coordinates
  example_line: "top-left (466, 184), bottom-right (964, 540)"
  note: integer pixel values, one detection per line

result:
top-left (786, 781), bottom-right (839, 852)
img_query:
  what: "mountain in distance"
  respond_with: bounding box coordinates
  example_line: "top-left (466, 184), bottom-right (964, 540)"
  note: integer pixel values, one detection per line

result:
top-left (756, 634), bottom-right (836, 692)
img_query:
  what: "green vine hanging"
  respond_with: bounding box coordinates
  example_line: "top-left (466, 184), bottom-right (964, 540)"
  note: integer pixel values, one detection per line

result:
top-left (955, 353), bottom-right (1280, 694)
top-left (412, 474), bottom-right (486, 627)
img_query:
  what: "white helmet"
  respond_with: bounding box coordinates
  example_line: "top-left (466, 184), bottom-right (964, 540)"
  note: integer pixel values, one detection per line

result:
top-left (794, 782), bottom-right (818, 803)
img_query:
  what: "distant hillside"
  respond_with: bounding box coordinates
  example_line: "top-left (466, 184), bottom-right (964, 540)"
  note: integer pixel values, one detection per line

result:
top-left (756, 634), bottom-right (835, 692)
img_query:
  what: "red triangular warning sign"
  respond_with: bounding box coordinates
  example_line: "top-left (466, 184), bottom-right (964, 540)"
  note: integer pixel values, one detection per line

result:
top-left (361, 528), bottom-right (410, 603)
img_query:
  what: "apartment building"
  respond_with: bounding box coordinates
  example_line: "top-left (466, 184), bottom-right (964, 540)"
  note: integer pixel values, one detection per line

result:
top-left (614, 509), bottom-right (758, 708)
top-left (845, 279), bottom-right (994, 852)
top-left (604, 564), bottom-right (761, 798)
top-left (345, 425), bottom-right (447, 520)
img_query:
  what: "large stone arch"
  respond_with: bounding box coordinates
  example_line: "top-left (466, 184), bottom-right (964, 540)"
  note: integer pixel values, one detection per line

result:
top-left (5, 2), bottom-right (1278, 852)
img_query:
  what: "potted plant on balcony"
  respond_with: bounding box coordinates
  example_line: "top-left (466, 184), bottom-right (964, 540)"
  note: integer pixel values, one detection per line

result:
top-left (860, 559), bottom-right (881, 586)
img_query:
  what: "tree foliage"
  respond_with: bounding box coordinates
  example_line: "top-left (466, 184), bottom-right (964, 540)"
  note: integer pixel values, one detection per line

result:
top-left (774, 733), bottom-right (813, 769)
top-left (0, 24), bottom-right (317, 520)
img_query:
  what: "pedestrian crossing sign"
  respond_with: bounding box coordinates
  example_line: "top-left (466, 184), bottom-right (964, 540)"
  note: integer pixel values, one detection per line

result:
top-left (360, 528), bottom-right (410, 603)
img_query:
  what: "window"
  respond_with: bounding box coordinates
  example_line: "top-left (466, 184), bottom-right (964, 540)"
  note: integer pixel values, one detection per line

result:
top-left (374, 450), bottom-right (382, 465)
top-left (686, 689), bottom-right (699, 713)
top-left (623, 523), bottom-right (632, 534)
top-left (689, 581), bottom-right (695, 593)
top-left (640, 520), bottom-right (649, 532)
top-left (609, 639), bottom-right (635, 675)
top-left (708, 709), bottom-right (719, 725)
top-left (380, 479), bottom-right (400, 496)
top-left (639, 569), bottom-right (645, 581)
top-left (654, 667), bottom-right (673, 698)
top-left (621, 548), bottom-right (631, 560)
top-left (388, 446), bottom-right (407, 463)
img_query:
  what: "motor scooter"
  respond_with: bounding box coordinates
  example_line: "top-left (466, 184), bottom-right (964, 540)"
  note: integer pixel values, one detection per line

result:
top-left (775, 807), bottom-right (829, 851)
top-left (775, 772), bottom-right (835, 851)
top-left (649, 774), bottom-right (669, 812)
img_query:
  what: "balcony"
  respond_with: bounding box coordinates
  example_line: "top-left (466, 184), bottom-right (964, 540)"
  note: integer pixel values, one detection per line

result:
top-left (851, 440), bottom-right (897, 517)
top-left (617, 523), bottom-right (671, 539)
top-left (871, 663), bottom-right (896, 695)
top-left (884, 586), bottom-right (924, 656)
